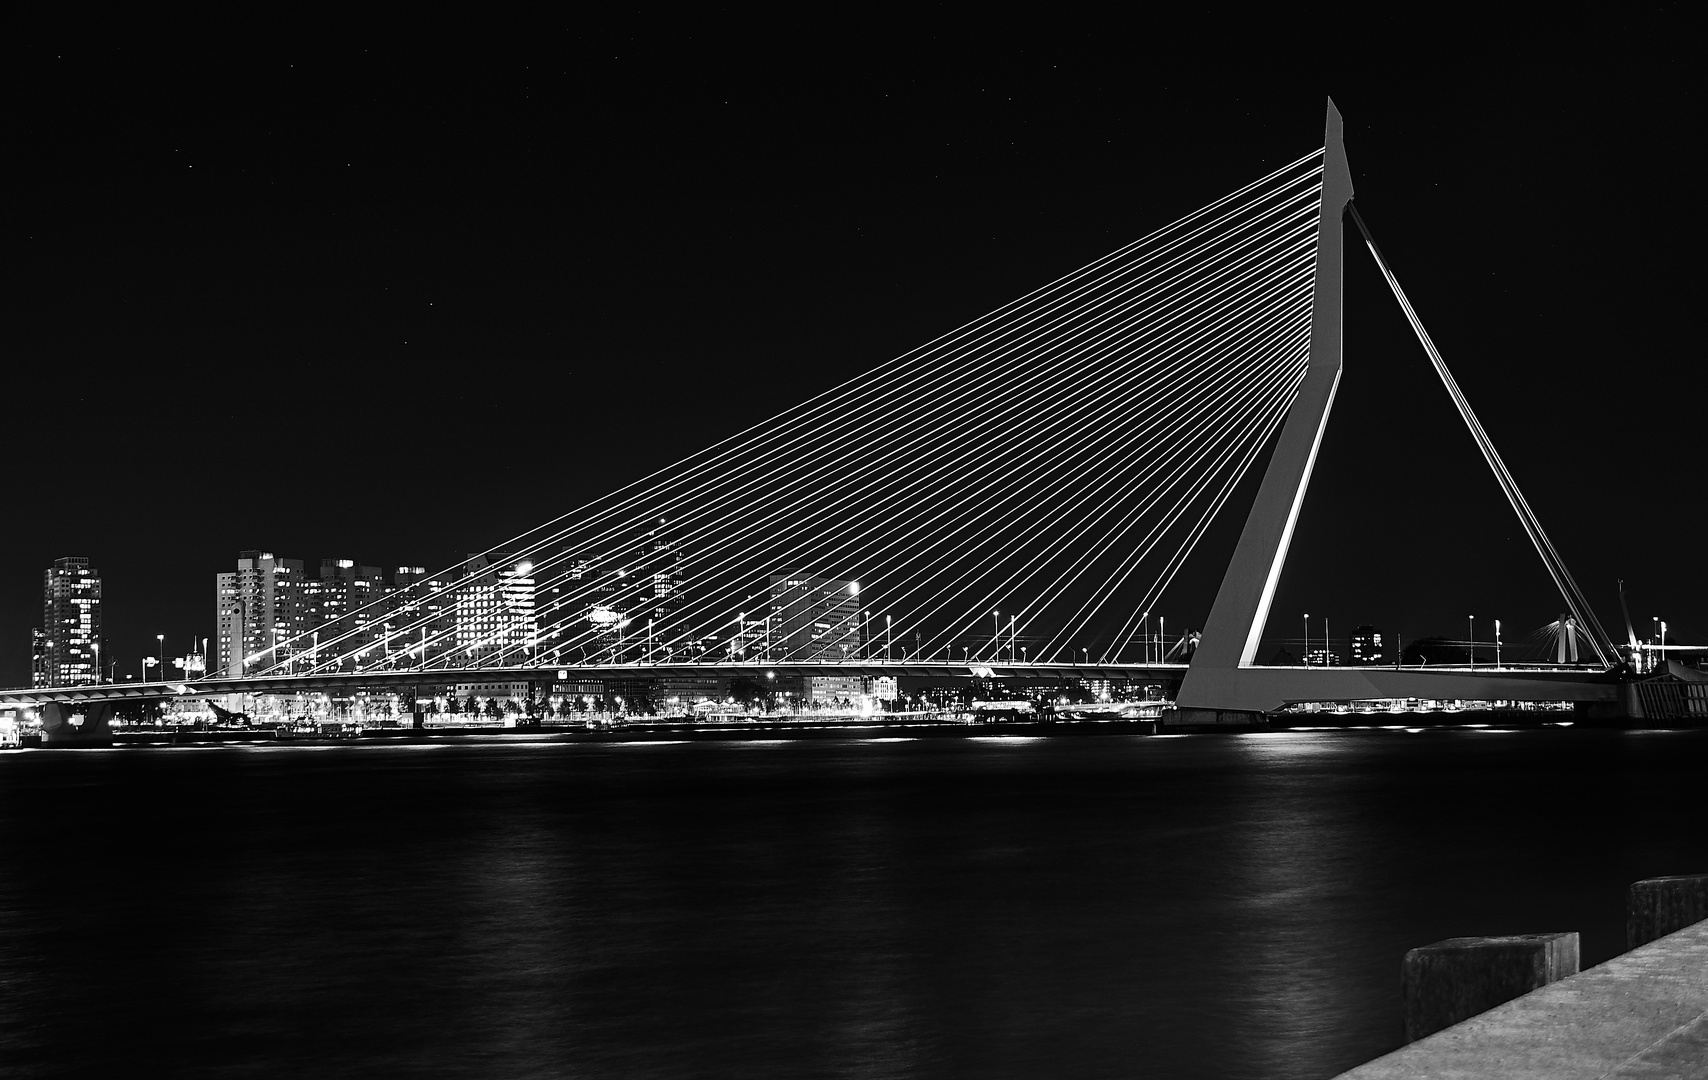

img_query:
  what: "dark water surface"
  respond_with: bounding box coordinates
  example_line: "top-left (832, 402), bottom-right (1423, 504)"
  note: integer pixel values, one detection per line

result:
top-left (3, 728), bottom-right (1704, 1078)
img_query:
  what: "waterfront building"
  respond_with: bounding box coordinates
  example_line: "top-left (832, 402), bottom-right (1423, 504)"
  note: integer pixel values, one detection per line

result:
top-left (1305, 648), bottom-right (1341, 666)
top-left (453, 680), bottom-right (531, 701)
top-left (1350, 625), bottom-right (1384, 665)
top-left (216, 551), bottom-right (311, 677)
top-left (391, 566), bottom-right (458, 668)
top-left (31, 628), bottom-right (48, 687)
top-left (642, 521), bottom-right (685, 622)
top-left (768, 573), bottom-right (862, 659)
top-left (556, 522), bottom-right (688, 662)
top-left (766, 572), bottom-right (864, 703)
top-left (35, 557), bottom-right (101, 687)
top-left (455, 552), bottom-right (537, 664)
top-left (216, 553), bottom-right (459, 677)
top-left (305, 558), bottom-right (396, 670)
top-left (654, 673), bottom-right (727, 708)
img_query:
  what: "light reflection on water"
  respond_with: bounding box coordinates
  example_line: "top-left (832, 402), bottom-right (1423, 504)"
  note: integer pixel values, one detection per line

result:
top-left (1, 728), bottom-right (1703, 1079)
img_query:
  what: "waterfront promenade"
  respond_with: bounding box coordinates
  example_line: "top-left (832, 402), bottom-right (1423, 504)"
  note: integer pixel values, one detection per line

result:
top-left (1336, 917), bottom-right (1708, 1078)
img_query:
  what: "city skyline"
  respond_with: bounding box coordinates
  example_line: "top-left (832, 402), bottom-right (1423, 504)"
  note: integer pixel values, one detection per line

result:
top-left (15, 540), bottom-right (1660, 693)
top-left (7, 19), bottom-right (1699, 689)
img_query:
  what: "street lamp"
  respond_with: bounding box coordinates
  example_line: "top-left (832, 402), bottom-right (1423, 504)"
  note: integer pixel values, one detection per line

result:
top-left (992, 610), bottom-right (1000, 660)
top-left (885, 614), bottom-right (892, 660)
top-left (1494, 619), bottom-right (1502, 668)
top-left (1468, 615), bottom-right (1475, 669)
top-left (157, 635), bottom-right (165, 678)
top-left (1009, 615), bottom-right (1016, 662)
top-left (1141, 612), bottom-right (1149, 665)
top-left (1303, 613), bottom-right (1309, 665)
top-left (1082, 647), bottom-right (1088, 664)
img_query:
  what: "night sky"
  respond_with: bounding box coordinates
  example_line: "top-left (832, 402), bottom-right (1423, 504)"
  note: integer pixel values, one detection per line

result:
top-left (8, 12), bottom-right (1699, 686)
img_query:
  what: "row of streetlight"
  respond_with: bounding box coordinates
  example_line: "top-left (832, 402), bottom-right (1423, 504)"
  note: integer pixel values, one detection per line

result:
top-left (92, 633), bottom-right (209, 684)
top-left (1300, 613), bottom-right (1507, 668)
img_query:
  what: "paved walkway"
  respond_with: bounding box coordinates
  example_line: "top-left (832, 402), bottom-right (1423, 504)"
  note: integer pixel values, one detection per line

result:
top-left (1336, 918), bottom-right (1708, 1078)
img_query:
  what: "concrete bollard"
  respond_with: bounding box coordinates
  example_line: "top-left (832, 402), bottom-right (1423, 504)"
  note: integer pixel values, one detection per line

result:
top-left (1401, 932), bottom-right (1579, 1043)
top-left (1628, 875), bottom-right (1708, 950)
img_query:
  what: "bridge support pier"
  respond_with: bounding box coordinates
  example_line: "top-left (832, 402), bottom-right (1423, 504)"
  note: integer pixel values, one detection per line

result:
top-left (1160, 707), bottom-right (1269, 731)
top-left (39, 700), bottom-right (116, 745)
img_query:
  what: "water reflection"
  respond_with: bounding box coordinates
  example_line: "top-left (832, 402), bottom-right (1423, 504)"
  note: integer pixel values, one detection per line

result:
top-left (0, 730), bottom-right (1703, 1078)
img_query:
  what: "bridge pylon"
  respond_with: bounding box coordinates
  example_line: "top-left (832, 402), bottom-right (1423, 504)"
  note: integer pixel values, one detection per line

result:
top-left (1169, 100), bottom-right (1619, 725)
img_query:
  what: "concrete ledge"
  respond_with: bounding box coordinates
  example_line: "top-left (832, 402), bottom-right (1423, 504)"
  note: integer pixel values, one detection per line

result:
top-left (1335, 918), bottom-right (1708, 1079)
top-left (1629, 875), bottom-right (1708, 950)
top-left (1402, 932), bottom-right (1578, 1042)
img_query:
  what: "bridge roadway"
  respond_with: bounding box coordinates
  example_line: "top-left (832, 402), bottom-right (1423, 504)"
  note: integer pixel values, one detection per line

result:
top-left (0, 661), bottom-right (1189, 706)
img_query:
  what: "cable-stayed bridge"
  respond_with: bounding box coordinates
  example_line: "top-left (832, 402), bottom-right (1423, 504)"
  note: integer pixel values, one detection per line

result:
top-left (8, 100), bottom-right (1629, 725)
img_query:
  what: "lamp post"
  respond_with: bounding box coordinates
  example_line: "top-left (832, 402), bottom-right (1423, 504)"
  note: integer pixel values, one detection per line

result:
top-left (1468, 615), bottom-right (1475, 669)
top-left (1009, 615), bottom-right (1016, 662)
top-left (1303, 613), bottom-right (1309, 665)
top-left (1082, 647), bottom-right (1088, 665)
top-left (1495, 620), bottom-right (1502, 668)
top-left (157, 635), bottom-right (165, 679)
top-left (1141, 612), bottom-right (1149, 665)
top-left (886, 614), bottom-right (892, 660)
top-left (992, 610), bottom-right (1000, 661)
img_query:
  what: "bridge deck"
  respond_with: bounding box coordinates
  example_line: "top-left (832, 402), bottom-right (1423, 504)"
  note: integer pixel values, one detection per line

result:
top-left (0, 662), bottom-right (1188, 705)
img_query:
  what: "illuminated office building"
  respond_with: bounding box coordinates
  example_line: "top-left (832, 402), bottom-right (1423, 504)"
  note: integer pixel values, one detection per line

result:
top-left (36, 557), bottom-right (101, 687)
top-left (1350, 625), bottom-right (1384, 665)
top-left (455, 552), bottom-right (537, 664)
top-left (767, 572), bottom-right (864, 704)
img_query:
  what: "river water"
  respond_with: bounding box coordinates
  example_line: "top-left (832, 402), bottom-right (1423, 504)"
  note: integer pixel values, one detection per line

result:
top-left (2, 727), bottom-right (1703, 1078)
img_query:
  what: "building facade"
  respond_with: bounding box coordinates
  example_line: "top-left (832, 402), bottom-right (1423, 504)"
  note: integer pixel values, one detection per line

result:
top-left (216, 551), bottom-right (311, 677)
top-left (217, 552), bottom-right (461, 676)
top-left (35, 557), bottom-right (101, 687)
top-left (767, 572), bottom-right (864, 704)
top-left (455, 552), bottom-right (537, 665)
top-left (1350, 625), bottom-right (1384, 665)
